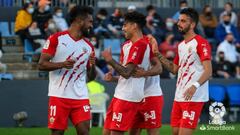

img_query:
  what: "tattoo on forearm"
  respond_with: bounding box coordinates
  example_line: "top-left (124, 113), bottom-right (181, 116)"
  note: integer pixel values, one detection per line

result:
top-left (156, 53), bottom-right (175, 74)
top-left (108, 59), bottom-right (134, 78)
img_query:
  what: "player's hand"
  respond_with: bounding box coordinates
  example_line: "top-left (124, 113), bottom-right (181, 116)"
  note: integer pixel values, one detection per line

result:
top-left (183, 85), bottom-right (197, 101)
top-left (101, 48), bottom-right (113, 62)
top-left (147, 34), bottom-right (159, 54)
top-left (133, 67), bottom-right (146, 78)
top-left (62, 59), bottom-right (76, 69)
top-left (104, 72), bottom-right (113, 82)
top-left (89, 52), bottom-right (96, 67)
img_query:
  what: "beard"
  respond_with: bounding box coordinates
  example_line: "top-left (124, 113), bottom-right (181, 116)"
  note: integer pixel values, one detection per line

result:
top-left (177, 25), bottom-right (191, 35)
top-left (81, 27), bottom-right (92, 37)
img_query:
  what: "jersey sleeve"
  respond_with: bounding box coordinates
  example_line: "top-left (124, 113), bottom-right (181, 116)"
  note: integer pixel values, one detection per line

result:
top-left (126, 41), bottom-right (147, 65)
top-left (42, 34), bottom-right (59, 56)
top-left (197, 39), bottom-right (212, 61)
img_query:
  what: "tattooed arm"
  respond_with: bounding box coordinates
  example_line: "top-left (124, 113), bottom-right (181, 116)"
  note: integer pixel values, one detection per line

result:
top-left (108, 59), bottom-right (136, 79)
top-left (155, 52), bottom-right (179, 75)
top-left (102, 48), bottom-right (136, 79)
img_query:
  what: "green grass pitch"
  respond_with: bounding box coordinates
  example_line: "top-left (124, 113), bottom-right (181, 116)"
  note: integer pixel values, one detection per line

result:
top-left (0, 124), bottom-right (239, 135)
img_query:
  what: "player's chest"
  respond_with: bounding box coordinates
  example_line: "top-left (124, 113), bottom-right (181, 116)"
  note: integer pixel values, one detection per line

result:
top-left (55, 40), bottom-right (91, 61)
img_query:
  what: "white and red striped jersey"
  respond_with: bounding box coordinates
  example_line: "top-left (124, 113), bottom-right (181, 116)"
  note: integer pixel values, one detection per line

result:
top-left (173, 35), bottom-right (211, 102)
top-left (114, 37), bottom-right (152, 102)
top-left (42, 31), bottom-right (94, 99)
top-left (144, 75), bottom-right (163, 97)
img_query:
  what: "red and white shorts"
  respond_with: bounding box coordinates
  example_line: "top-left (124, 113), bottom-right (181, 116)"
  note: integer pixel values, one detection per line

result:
top-left (132, 96), bottom-right (164, 129)
top-left (104, 97), bottom-right (141, 131)
top-left (48, 96), bottom-right (91, 130)
top-left (170, 101), bottom-right (204, 129)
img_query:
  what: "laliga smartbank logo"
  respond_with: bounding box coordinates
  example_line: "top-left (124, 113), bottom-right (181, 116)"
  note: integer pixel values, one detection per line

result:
top-left (199, 102), bottom-right (235, 131)
top-left (209, 102), bottom-right (226, 125)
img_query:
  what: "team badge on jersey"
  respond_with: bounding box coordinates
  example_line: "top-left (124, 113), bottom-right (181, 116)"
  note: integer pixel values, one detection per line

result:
top-left (43, 40), bottom-right (50, 49)
top-left (49, 116), bottom-right (55, 124)
top-left (131, 51), bottom-right (137, 60)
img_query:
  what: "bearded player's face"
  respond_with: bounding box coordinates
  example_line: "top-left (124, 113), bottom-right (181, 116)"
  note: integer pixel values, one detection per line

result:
top-left (177, 14), bottom-right (192, 35)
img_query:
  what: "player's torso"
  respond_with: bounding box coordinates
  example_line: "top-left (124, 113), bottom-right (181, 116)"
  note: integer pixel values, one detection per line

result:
top-left (49, 34), bottom-right (93, 99)
top-left (144, 75), bottom-right (163, 97)
top-left (175, 37), bottom-right (208, 102)
top-left (115, 38), bottom-right (151, 102)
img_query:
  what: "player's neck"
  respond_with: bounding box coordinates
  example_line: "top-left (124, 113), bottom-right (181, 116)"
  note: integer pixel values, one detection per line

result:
top-left (130, 31), bottom-right (143, 43)
top-left (183, 30), bottom-right (196, 43)
top-left (68, 25), bottom-right (83, 40)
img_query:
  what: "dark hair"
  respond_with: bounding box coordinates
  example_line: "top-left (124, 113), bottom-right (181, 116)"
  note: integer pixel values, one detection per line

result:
top-left (23, 2), bottom-right (33, 10)
top-left (54, 7), bottom-right (62, 13)
top-left (180, 0), bottom-right (188, 5)
top-left (180, 8), bottom-right (199, 25)
top-left (98, 8), bottom-right (108, 16)
top-left (69, 6), bottom-right (93, 24)
top-left (146, 5), bottom-right (155, 12)
top-left (225, 2), bottom-right (233, 8)
top-left (124, 11), bottom-right (146, 29)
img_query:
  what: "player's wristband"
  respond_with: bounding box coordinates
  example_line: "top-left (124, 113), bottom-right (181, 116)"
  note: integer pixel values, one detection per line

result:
top-left (193, 82), bottom-right (200, 89)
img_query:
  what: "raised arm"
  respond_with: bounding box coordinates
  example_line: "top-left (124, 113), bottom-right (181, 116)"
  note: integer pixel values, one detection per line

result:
top-left (101, 48), bottom-right (137, 79)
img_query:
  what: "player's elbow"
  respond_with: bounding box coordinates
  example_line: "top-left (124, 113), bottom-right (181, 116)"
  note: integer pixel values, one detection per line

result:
top-left (121, 72), bottom-right (132, 79)
top-left (38, 61), bottom-right (46, 71)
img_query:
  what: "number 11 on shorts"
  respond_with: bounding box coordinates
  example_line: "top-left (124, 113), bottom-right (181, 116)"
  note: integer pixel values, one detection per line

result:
top-left (50, 105), bottom-right (56, 116)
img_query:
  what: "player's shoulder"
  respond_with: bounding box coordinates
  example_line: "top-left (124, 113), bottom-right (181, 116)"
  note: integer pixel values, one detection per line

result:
top-left (48, 31), bottom-right (69, 40)
top-left (122, 40), bottom-right (131, 47)
top-left (82, 38), bottom-right (94, 50)
top-left (195, 35), bottom-right (209, 44)
top-left (134, 37), bottom-right (149, 47)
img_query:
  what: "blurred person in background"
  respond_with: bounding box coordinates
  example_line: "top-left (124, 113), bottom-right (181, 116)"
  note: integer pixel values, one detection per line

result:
top-left (14, 2), bottom-right (34, 44)
top-left (93, 8), bottom-right (109, 38)
top-left (172, 0), bottom-right (188, 23)
top-left (33, 0), bottom-right (52, 35)
top-left (53, 7), bottom-right (68, 31)
top-left (27, 21), bottom-right (46, 52)
top-left (144, 5), bottom-right (165, 44)
top-left (107, 8), bottom-right (124, 38)
top-left (159, 32), bottom-right (177, 57)
top-left (164, 18), bottom-right (183, 42)
top-left (215, 12), bottom-right (240, 43)
top-left (214, 51), bottom-right (235, 79)
top-left (127, 5), bottom-right (136, 13)
top-left (219, 2), bottom-right (238, 27)
top-left (217, 33), bottom-right (240, 78)
top-left (199, 5), bottom-right (218, 39)
top-left (45, 18), bottom-right (60, 37)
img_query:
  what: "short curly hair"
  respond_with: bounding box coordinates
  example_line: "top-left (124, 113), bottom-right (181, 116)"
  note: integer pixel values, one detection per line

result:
top-left (69, 6), bottom-right (93, 24)
top-left (124, 11), bottom-right (146, 29)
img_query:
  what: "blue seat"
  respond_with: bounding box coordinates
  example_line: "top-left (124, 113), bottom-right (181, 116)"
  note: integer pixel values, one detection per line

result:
top-left (24, 39), bottom-right (34, 62)
top-left (103, 39), bottom-right (121, 54)
top-left (10, 22), bottom-right (16, 36)
top-left (0, 21), bottom-right (11, 37)
top-left (209, 84), bottom-right (226, 102)
top-left (226, 84), bottom-right (240, 106)
top-left (0, 73), bottom-right (14, 80)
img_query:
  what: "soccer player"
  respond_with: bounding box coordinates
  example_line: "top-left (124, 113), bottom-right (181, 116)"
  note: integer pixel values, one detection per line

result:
top-left (101, 11), bottom-right (159, 135)
top-left (38, 6), bottom-right (96, 135)
top-left (155, 8), bottom-right (212, 135)
top-left (129, 35), bottom-right (163, 135)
